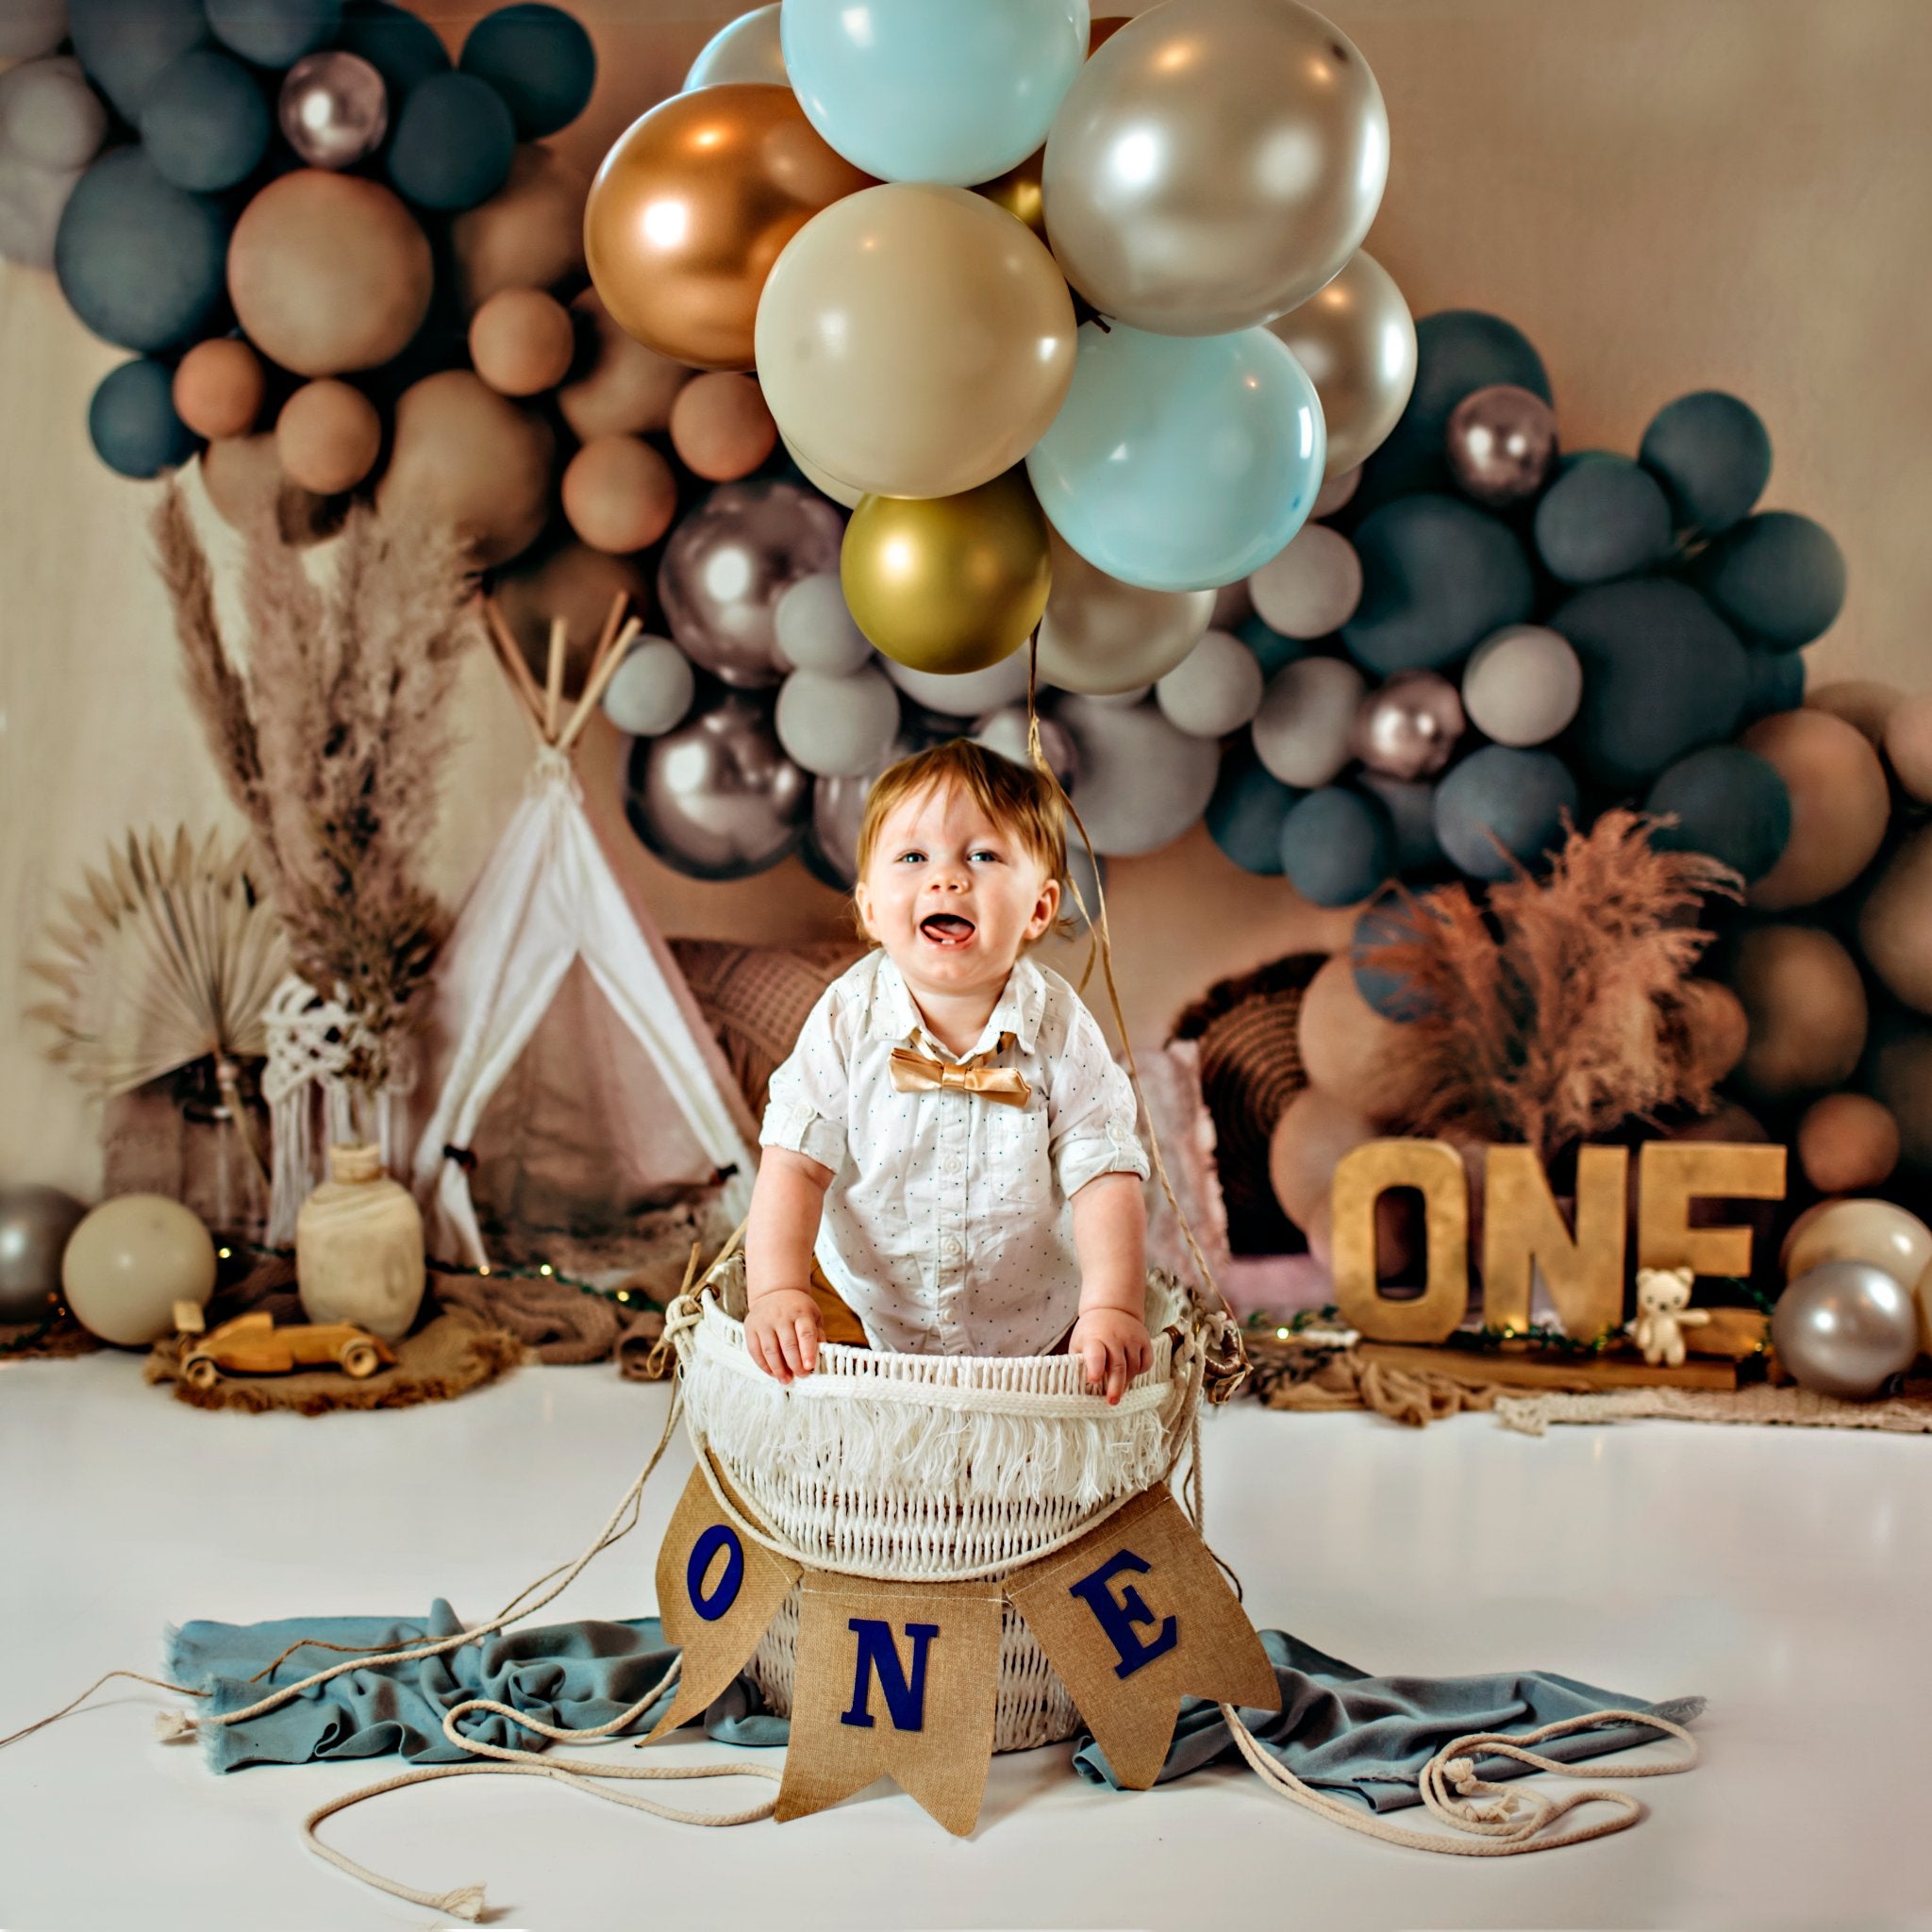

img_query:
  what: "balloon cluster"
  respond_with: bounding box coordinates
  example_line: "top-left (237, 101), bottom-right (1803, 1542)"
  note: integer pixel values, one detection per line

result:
top-left (583, 0), bottom-right (1405, 883)
top-left (1772, 1198), bottom-right (1929, 1399)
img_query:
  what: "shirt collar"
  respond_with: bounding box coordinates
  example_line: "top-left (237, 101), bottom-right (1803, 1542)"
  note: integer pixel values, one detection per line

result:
top-left (866, 951), bottom-right (1047, 1058)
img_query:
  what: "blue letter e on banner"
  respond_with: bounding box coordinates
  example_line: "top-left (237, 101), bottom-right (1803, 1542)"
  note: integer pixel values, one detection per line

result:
top-left (841, 1620), bottom-right (939, 1731)
top-left (1068, 1548), bottom-right (1178, 1680)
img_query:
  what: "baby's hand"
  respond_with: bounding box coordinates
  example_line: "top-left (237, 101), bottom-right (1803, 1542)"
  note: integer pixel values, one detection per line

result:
top-left (743, 1288), bottom-right (824, 1385)
top-left (1070, 1307), bottom-right (1153, 1407)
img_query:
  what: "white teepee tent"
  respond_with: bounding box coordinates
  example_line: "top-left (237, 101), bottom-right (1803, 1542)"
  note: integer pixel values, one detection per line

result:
top-left (410, 596), bottom-right (758, 1266)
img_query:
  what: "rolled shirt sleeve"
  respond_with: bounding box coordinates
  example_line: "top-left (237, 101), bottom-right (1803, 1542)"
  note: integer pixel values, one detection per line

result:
top-left (1048, 999), bottom-right (1151, 1199)
top-left (758, 984), bottom-right (851, 1175)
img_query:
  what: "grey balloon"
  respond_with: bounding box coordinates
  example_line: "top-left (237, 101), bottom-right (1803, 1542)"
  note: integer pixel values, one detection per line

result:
top-left (0, 1), bottom-right (70, 61)
top-left (882, 648), bottom-right (1032, 721)
top-left (1772, 1260), bottom-right (1923, 1399)
top-left (278, 51), bottom-right (389, 170)
top-left (1251, 655), bottom-right (1366, 789)
top-left (0, 57), bottom-right (108, 172)
top-left (0, 153), bottom-right (82, 268)
top-left (1157, 629), bottom-right (1265, 739)
top-left (0, 1182), bottom-right (87, 1324)
top-left (774, 571), bottom-right (872, 676)
top-left (625, 690), bottom-right (809, 879)
top-left (658, 480), bottom-right (844, 690)
top-left (602, 637), bottom-right (694, 738)
top-left (1058, 695), bottom-right (1221, 857)
top-left (1041, 0), bottom-right (1390, 335)
top-left (774, 664), bottom-right (901, 777)
top-left (973, 704), bottom-right (1078, 788)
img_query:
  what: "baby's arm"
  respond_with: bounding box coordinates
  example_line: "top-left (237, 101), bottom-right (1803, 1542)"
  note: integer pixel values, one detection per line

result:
top-left (744, 1148), bottom-right (833, 1383)
top-left (1070, 1174), bottom-right (1152, 1406)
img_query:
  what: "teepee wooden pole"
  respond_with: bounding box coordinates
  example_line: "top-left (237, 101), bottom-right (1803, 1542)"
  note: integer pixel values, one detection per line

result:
top-left (558, 615), bottom-right (643, 752)
top-left (480, 597), bottom-right (549, 742)
top-left (543, 617), bottom-right (568, 742)
top-left (590, 589), bottom-right (627, 676)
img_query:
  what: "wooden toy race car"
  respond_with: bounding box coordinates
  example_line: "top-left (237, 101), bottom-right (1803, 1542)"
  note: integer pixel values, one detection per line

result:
top-left (173, 1306), bottom-right (397, 1389)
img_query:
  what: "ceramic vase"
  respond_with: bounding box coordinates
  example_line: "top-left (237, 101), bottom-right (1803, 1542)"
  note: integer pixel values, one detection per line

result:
top-left (295, 1143), bottom-right (425, 1341)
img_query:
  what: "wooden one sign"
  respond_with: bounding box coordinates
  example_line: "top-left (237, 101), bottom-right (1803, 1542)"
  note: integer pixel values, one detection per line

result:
top-left (1330, 1139), bottom-right (1788, 1344)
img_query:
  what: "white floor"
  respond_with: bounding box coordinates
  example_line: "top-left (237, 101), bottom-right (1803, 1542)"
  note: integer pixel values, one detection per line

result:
top-left (2, 1351), bottom-right (1928, 1932)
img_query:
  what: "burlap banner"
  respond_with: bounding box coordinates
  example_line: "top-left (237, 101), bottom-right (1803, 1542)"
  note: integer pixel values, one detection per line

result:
top-left (644, 1464), bottom-right (801, 1742)
top-left (775, 1574), bottom-right (1005, 1837)
top-left (1006, 1483), bottom-right (1280, 1790)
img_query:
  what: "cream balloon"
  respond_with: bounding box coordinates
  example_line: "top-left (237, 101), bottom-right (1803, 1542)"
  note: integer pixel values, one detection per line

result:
top-left (782, 433), bottom-right (865, 509)
top-left (684, 5), bottom-right (788, 91)
top-left (1041, 0), bottom-right (1390, 335)
top-left (755, 182), bottom-right (1076, 501)
top-left (1784, 1198), bottom-right (1932, 1303)
top-left (1267, 250), bottom-right (1416, 476)
top-left (61, 1193), bottom-right (216, 1346)
top-left (1037, 526), bottom-right (1214, 696)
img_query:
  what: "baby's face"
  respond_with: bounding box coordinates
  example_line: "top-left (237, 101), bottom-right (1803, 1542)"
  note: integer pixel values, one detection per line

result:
top-left (855, 783), bottom-right (1060, 1004)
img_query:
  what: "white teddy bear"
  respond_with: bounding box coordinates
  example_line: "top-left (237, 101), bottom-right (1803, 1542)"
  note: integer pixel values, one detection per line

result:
top-left (1629, 1265), bottom-right (1711, 1367)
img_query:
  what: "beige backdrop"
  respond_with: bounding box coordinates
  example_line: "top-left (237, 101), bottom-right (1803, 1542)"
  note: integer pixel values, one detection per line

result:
top-left (4, 1), bottom-right (1927, 1197)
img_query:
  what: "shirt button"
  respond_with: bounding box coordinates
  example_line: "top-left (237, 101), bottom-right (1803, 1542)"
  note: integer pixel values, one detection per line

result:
top-left (941, 1236), bottom-right (963, 1260)
top-left (943, 1156), bottom-right (962, 1176)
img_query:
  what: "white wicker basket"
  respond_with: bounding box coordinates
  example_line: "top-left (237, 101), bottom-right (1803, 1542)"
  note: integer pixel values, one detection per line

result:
top-left (673, 1256), bottom-right (1206, 1752)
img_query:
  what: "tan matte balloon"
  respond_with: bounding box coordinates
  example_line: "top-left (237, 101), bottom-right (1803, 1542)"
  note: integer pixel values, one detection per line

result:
top-left (1036, 525), bottom-right (1213, 697)
top-left (670, 371), bottom-right (777, 481)
top-left (1727, 923), bottom-right (1868, 1101)
top-left (1740, 708), bottom-right (1890, 910)
top-left (449, 144), bottom-right (588, 314)
top-left (469, 287), bottom-right (575, 396)
top-left (227, 169), bottom-right (433, 377)
top-left (1806, 679), bottom-right (1904, 749)
top-left (61, 1193), bottom-right (216, 1347)
top-left (1295, 952), bottom-right (1435, 1128)
top-left (1268, 1087), bottom-right (1377, 1229)
top-left (1041, 0), bottom-right (1389, 335)
top-left (585, 84), bottom-right (874, 373)
top-left (1676, 978), bottom-right (1750, 1085)
top-left (558, 290), bottom-right (692, 441)
top-left (275, 378), bottom-right (382, 495)
top-left (173, 338), bottom-right (265, 441)
top-left (1267, 250), bottom-right (1417, 476)
top-left (199, 434), bottom-right (341, 547)
top-left (561, 435), bottom-right (679, 555)
top-left (755, 182), bottom-right (1076, 501)
top-left (782, 433), bottom-right (864, 508)
top-left (376, 371), bottom-right (555, 570)
top-left (840, 470), bottom-right (1050, 675)
top-left (495, 542), bottom-right (650, 695)
top-left (1796, 1093), bottom-right (1901, 1195)
top-left (1857, 824), bottom-right (1932, 1015)
top-left (1883, 691), bottom-right (1932, 804)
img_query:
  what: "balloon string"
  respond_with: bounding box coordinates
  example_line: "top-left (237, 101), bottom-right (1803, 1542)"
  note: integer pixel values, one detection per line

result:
top-left (1023, 634), bottom-right (1247, 1383)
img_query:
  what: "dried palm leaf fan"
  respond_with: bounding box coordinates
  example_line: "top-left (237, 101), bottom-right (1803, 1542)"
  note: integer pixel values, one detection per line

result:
top-left (28, 827), bottom-right (289, 1179)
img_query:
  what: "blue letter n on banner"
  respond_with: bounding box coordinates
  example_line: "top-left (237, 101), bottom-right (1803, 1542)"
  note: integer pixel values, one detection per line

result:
top-left (1068, 1548), bottom-right (1179, 1680)
top-left (840, 1619), bottom-right (939, 1730)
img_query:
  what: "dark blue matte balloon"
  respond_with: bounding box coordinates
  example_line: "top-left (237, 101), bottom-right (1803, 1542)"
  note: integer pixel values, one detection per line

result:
top-left (459, 3), bottom-right (596, 139)
top-left (1557, 448), bottom-right (1620, 475)
top-left (1433, 745), bottom-right (1578, 880)
top-left (69, 0), bottom-right (206, 118)
top-left (1352, 310), bottom-right (1551, 513)
top-left (338, 0), bottom-right (452, 97)
top-left (1532, 454), bottom-right (1674, 586)
top-left (1234, 611), bottom-right (1307, 678)
top-left (1741, 644), bottom-right (1806, 723)
top-left (1549, 577), bottom-right (1749, 789)
top-left (386, 70), bottom-right (515, 211)
top-left (55, 148), bottom-right (230, 354)
top-left (141, 49), bottom-right (272, 192)
top-left (1691, 510), bottom-right (1846, 651)
top-left (207, 0), bottom-right (341, 68)
top-left (1357, 772), bottom-right (1443, 875)
top-left (1206, 741), bottom-right (1301, 875)
top-left (1351, 897), bottom-right (1440, 1023)
top-left (1278, 787), bottom-right (1395, 908)
top-left (88, 357), bottom-right (199, 476)
top-left (1341, 493), bottom-right (1535, 675)
top-left (1639, 390), bottom-right (1771, 535)
top-left (1644, 744), bottom-right (1791, 884)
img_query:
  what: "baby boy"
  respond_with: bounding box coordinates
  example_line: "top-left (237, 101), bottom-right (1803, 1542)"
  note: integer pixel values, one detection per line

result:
top-left (743, 739), bottom-right (1153, 1403)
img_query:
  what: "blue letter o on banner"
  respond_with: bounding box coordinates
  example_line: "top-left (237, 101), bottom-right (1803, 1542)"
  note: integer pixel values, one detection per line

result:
top-left (687, 1524), bottom-right (744, 1623)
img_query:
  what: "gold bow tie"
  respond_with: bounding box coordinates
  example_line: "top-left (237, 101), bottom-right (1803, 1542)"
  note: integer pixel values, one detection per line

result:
top-left (888, 1044), bottom-right (1032, 1108)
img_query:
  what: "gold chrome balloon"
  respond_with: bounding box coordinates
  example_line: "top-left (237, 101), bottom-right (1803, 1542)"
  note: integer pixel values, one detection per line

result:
top-left (757, 181), bottom-right (1076, 501)
top-left (1042, 0), bottom-right (1389, 335)
top-left (584, 83), bottom-right (872, 372)
top-left (841, 471), bottom-right (1052, 675)
top-left (1037, 526), bottom-right (1213, 695)
top-left (1268, 250), bottom-right (1417, 475)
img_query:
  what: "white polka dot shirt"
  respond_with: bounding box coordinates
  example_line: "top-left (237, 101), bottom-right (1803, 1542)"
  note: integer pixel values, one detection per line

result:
top-left (759, 948), bottom-right (1150, 1356)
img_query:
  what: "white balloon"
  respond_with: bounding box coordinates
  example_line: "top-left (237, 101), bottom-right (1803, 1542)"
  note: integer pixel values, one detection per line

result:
top-left (1461, 625), bottom-right (1584, 748)
top-left (776, 664), bottom-right (902, 776)
top-left (774, 571), bottom-right (872, 675)
top-left (1087, 685), bottom-right (1150, 709)
top-left (603, 638), bottom-right (695, 738)
top-left (1251, 657), bottom-right (1367, 788)
top-left (1312, 464), bottom-right (1361, 520)
top-left (0, 153), bottom-right (81, 268)
top-left (1157, 629), bottom-right (1265, 739)
top-left (1248, 524), bottom-right (1363, 639)
top-left (1058, 696), bottom-right (1221, 857)
top-left (883, 648), bottom-right (1030, 719)
top-left (0, 57), bottom-right (107, 172)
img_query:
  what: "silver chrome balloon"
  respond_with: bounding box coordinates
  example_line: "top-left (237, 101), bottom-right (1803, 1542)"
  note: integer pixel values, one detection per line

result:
top-left (0, 1183), bottom-right (87, 1324)
top-left (1771, 1259), bottom-right (1922, 1399)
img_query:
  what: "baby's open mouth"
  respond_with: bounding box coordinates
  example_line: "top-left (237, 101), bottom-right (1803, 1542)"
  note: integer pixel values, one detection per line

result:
top-left (919, 912), bottom-right (976, 947)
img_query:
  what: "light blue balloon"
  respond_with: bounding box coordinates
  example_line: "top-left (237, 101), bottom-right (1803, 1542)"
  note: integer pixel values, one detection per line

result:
top-left (1026, 322), bottom-right (1325, 593)
top-left (779, 0), bottom-right (1088, 186)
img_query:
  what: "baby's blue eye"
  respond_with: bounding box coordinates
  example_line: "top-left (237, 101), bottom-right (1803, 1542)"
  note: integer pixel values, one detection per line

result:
top-left (895, 850), bottom-right (924, 864)
top-left (971, 849), bottom-right (1001, 864)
